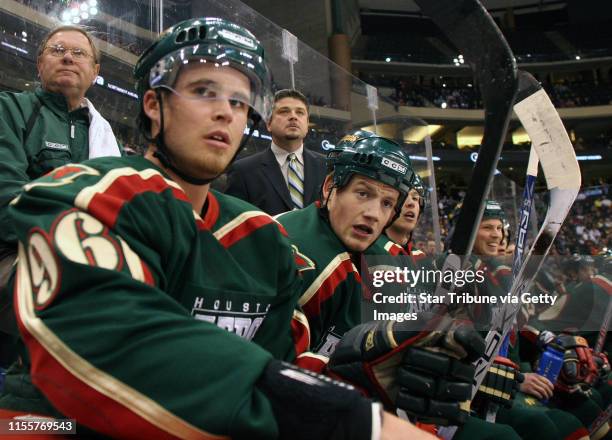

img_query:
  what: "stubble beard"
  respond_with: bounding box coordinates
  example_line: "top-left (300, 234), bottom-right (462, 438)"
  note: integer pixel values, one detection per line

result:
top-left (284, 133), bottom-right (301, 141)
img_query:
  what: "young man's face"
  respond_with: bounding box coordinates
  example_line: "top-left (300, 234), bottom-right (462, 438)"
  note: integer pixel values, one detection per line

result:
top-left (145, 63), bottom-right (251, 181)
top-left (387, 189), bottom-right (421, 238)
top-left (473, 218), bottom-right (503, 257)
top-left (323, 174), bottom-right (399, 252)
top-left (37, 31), bottom-right (100, 100)
top-left (266, 96), bottom-right (309, 150)
top-left (497, 237), bottom-right (508, 256)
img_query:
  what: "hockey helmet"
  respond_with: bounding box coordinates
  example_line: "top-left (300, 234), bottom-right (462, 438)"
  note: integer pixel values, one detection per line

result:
top-left (134, 17), bottom-right (273, 123)
top-left (482, 200), bottom-right (506, 222)
top-left (451, 199), bottom-right (505, 225)
top-left (326, 130), bottom-right (422, 212)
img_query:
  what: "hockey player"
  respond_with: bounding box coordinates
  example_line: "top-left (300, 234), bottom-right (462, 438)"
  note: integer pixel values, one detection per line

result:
top-left (276, 132), bottom-right (519, 436)
top-left (469, 201), bottom-right (594, 440)
top-left (522, 254), bottom-right (612, 435)
top-left (0, 18), bottom-right (433, 440)
top-left (276, 130), bottom-right (437, 369)
top-left (382, 176), bottom-right (426, 256)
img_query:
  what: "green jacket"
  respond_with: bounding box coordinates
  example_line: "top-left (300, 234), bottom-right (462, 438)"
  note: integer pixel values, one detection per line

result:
top-left (0, 88), bottom-right (91, 246)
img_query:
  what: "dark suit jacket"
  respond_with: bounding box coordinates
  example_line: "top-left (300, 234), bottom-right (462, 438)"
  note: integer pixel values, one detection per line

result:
top-left (225, 147), bottom-right (327, 215)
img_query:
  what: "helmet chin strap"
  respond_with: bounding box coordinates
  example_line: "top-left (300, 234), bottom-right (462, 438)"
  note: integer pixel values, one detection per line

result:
top-left (151, 90), bottom-right (260, 186)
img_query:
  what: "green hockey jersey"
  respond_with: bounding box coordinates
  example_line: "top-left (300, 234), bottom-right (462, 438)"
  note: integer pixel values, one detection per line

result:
top-left (3, 155), bottom-right (304, 439)
top-left (277, 204), bottom-right (364, 372)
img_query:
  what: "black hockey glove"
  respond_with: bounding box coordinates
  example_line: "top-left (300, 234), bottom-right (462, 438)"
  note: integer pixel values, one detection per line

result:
top-left (472, 356), bottom-right (523, 413)
top-left (327, 312), bottom-right (485, 426)
top-left (257, 360), bottom-right (381, 440)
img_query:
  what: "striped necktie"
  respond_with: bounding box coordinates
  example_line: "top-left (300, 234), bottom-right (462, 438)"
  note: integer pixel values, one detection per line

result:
top-left (287, 153), bottom-right (304, 209)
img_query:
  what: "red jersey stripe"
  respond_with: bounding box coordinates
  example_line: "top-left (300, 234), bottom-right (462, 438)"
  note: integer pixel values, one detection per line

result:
top-left (295, 353), bottom-right (328, 374)
top-left (592, 275), bottom-right (612, 295)
top-left (198, 192), bottom-right (220, 231)
top-left (290, 310), bottom-right (310, 356)
top-left (214, 212), bottom-right (281, 248)
top-left (75, 168), bottom-right (189, 228)
top-left (300, 256), bottom-right (360, 318)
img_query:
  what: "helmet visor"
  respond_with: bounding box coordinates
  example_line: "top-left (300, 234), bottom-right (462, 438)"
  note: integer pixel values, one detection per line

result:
top-left (148, 45), bottom-right (273, 121)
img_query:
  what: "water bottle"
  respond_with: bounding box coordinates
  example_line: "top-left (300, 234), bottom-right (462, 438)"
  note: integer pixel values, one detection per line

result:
top-left (536, 341), bottom-right (564, 403)
top-left (499, 334), bottom-right (511, 357)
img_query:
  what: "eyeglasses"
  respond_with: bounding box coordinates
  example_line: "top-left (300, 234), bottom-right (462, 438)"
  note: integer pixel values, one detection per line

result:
top-left (44, 44), bottom-right (93, 61)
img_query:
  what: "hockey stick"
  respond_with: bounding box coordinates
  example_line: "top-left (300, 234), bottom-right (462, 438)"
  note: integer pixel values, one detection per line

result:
top-left (589, 403), bottom-right (612, 437)
top-left (484, 72), bottom-right (541, 423)
top-left (594, 295), bottom-right (612, 354)
top-left (471, 72), bottom-right (581, 403)
top-left (512, 146), bottom-right (539, 279)
top-left (496, 72), bottom-right (541, 363)
top-left (413, 0), bottom-right (517, 269)
top-left (409, 2), bottom-right (516, 435)
top-left (588, 302), bottom-right (612, 435)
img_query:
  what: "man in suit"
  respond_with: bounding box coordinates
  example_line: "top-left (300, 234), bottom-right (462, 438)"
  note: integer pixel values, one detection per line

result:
top-left (226, 89), bottom-right (326, 215)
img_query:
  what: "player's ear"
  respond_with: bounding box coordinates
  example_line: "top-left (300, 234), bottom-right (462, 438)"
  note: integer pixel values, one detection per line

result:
top-left (322, 173), bottom-right (334, 200)
top-left (143, 90), bottom-right (161, 137)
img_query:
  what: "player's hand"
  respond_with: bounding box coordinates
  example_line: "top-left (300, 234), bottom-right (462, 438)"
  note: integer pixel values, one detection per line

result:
top-left (519, 372), bottom-right (554, 400)
top-left (473, 356), bottom-right (523, 411)
top-left (328, 312), bottom-right (485, 426)
top-left (381, 412), bottom-right (438, 440)
top-left (556, 333), bottom-right (598, 394)
top-left (535, 330), bottom-right (557, 351)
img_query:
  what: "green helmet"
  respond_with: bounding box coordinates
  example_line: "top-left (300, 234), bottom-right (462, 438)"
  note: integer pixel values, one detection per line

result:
top-left (134, 17), bottom-right (273, 122)
top-left (326, 130), bottom-right (421, 212)
top-left (482, 200), bottom-right (506, 222)
top-left (451, 199), bottom-right (505, 226)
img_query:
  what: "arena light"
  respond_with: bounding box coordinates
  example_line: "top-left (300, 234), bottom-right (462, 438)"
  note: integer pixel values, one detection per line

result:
top-left (457, 126), bottom-right (483, 149)
top-left (512, 126), bottom-right (530, 144)
top-left (576, 155), bottom-right (602, 161)
top-left (60, 1), bottom-right (98, 24)
top-left (409, 155), bottom-right (440, 162)
top-left (402, 124), bottom-right (442, 143)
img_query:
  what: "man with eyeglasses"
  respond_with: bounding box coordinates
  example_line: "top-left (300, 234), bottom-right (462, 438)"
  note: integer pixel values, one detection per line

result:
top-left (0, 25), bottom-right (121, 368)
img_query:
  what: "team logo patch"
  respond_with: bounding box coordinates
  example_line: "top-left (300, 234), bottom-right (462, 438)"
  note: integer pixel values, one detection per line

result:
top-left (381, 157), bottom-right (407, 174)
top-left (292, 245), bottom-right (315, 273)
top-left (44, 141), bottom-right (69, 151)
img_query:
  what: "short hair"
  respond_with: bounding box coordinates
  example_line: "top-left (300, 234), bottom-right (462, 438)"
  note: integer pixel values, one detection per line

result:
top-left (273, 89), bottom-right (309, 112)
top-left (38, 25), bottom-right (101, 64)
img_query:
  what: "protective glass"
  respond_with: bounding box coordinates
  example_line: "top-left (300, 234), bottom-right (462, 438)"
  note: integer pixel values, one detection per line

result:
top-left (148, 46), bottom-right (272, 121)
